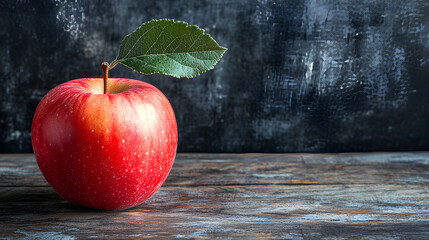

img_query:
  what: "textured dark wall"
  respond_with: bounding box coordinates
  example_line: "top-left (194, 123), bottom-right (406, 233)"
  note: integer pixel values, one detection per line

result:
top-left (1, 0), bottom-right (429, 153)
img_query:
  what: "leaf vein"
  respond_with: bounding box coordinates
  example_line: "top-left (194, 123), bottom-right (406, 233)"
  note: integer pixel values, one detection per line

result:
top-left (123, 24), bottom-right (157, 59)
top-left (163, 33), bottom-right (193, 53)
top-left (188, 35), bottom-right (202, 50)
top-left (117, 49), bottom-right (224, 62)
top-left (144, 22), bottom-right (172, 55)
top-left (165, 55), bottom-right (197, 69)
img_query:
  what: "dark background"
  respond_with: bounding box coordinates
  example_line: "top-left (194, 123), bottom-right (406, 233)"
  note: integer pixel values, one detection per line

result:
top-left (1, 0), bottom-right (428, 153)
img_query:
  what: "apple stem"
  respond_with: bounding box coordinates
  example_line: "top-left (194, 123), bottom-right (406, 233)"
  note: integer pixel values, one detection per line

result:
top-left (102, 62), bottom-right (109, 94)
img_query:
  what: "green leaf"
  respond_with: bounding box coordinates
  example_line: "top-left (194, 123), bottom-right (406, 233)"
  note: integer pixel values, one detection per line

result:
top-left (112, 19), bottom-right (227, 78)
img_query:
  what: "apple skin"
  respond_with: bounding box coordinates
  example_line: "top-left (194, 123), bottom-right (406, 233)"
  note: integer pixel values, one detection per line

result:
top-left (31, 78), bottom-right (178, 209)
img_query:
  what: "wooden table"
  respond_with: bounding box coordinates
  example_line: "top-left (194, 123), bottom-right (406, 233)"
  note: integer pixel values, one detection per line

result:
top-left (1, 153), bottom-right (428, 239)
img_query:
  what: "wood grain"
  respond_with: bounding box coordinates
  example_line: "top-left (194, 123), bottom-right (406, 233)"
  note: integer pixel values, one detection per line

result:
top-left (2, 152), bottom-right (428, 187)
top-left (1, 153), bottom-right (428, 239)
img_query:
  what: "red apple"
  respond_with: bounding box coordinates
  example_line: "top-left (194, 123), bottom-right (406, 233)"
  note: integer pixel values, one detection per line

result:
top-left (31, 78), bottom-right (178, 209)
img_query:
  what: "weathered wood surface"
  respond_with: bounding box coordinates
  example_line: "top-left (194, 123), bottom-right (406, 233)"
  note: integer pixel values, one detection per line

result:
top-left (1, 153), bottom-right (428, 239)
